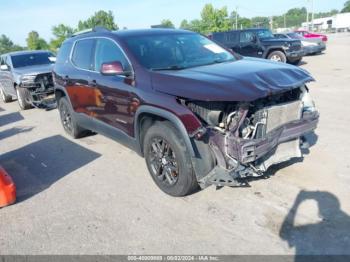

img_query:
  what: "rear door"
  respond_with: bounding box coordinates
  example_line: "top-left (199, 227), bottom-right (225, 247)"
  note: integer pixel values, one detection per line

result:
top-left (67, 38), bottom-right (97, 119)
top-left (89, 38), bottom-right (134, 136)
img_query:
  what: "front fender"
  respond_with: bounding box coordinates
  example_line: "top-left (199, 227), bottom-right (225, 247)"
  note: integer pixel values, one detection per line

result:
top-left (134, 105), bottom-right (196, 157)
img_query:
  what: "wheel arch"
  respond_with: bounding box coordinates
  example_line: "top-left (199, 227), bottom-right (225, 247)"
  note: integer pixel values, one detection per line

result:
top-left (135, 105), bottom-right (196, 157)
top-left (264, 47), bottom-right (285, 58)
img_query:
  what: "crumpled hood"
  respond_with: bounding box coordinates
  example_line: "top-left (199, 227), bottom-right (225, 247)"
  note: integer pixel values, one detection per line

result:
top-left (151, 57), bottom-right (314, 101)
top-left (13, 64), bottom-right (53, 76)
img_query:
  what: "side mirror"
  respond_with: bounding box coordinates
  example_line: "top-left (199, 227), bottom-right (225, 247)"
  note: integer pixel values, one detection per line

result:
top-left (0, 65), bottom-right (9, 71)
top-left (100, 61), bottom-right (131, 76)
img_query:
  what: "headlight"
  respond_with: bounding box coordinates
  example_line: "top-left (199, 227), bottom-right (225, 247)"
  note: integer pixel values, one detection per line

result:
top-left (20, 75), bottom-right (36, 82)
top-left (302, 41), bottom-right (317, 47)
top-left (300, 86), bottom-right (316, 112)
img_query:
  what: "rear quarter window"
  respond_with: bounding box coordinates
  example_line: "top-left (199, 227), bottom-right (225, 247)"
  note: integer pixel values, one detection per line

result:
top-left (56, 42), bottom-right (73, 65)
top-left (71, 39), bottom-right (95, 70)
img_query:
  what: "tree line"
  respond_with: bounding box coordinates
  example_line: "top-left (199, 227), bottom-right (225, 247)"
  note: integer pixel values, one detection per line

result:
top-left (1, 1), bottom-right (349, 55)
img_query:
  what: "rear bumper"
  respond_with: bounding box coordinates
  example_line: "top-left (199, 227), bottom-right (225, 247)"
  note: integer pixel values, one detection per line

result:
top-left (303, 45), bottom-right (326, 55)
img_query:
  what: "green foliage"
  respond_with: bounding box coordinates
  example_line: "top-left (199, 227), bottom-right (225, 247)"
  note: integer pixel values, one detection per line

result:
top-left (199, 4), bottom-right (232, 34)
top-left (77, 10), bottom-right (118, 31)
top-left (160, 19), bottom-right (175, 28)
top-left (314, 9), bottom-right (339, 19)
top-left (251, 16), bottom-right (270, 28)
top-left (0, 35), bottom-right (24, 55)
top-left (26, 31), bottom-right (49, 50)
top-left (50, 24), bottom-right (74, 51)
top-left (342, 0), bottom-right (350, 13)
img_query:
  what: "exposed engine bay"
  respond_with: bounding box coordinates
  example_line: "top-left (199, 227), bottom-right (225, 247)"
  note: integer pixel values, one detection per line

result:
top-left (180, 86), bottom-right (319, 188)
top-left (20, 73), bottom-right (56, 109)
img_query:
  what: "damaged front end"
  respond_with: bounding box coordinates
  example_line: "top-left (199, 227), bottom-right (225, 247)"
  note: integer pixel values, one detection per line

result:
top-left (20, 73), bottom-right (56, 109)
top-left (182, 86), bottom-right (319, 188)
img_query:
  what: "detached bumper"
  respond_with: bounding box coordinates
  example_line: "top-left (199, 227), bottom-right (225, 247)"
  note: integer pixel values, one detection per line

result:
top-left (232, 111), bottom-right (319, 164)
top-left (199, 110), bottom-right (319, 188)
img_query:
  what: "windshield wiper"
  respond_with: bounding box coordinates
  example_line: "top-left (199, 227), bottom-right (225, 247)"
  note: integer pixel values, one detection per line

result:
top-left (151, 65), bottom-right (186, 71)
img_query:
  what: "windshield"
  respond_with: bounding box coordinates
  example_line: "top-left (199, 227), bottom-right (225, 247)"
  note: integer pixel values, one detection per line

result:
top-left (256, 29), bottom-right (274, 39)
top-left (287, 33), bottom-right (302, 39)
top-left (11, 52), bottom-right (55, 68)
top-left (124, 33), bottom-right (236, 70)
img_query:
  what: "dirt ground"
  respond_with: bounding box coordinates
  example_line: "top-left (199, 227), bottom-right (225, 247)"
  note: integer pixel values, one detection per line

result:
top-left (0, 33), bottom-right (349, 255)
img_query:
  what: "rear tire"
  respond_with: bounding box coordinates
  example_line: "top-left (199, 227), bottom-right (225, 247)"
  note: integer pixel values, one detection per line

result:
top-left (143, 121), bottom-right (198, 196)
top-left (0, 87), bottom-right (12, 103)
top-left (267, 51), bottom-right (287, 63)
top-left (58, 97), bottom-right (86, 138)
top-left (16, 87), bottom-right (33, 110)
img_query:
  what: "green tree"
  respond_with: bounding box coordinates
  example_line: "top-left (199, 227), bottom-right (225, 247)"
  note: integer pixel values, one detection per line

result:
top-left (160, 19), bottom-right (175, 28)
top-left (180, 19), bottom-right (190, 30)
top-left (26, 31), bottom-right (49, 50)
top-left (77, 10), bottom-right (118, 31)
top-left (342, 0), bottom-right (350, 12)
top-left (50, 24), bottom-right (74, 51)
top-left (200, 4), bottom-right (231, 34)
top-left (251, 16), bottom-right (270, 28)
top-left (229, 11), bottom-right (252, 29)
top-left (0, 35), bottom-right (24, 55)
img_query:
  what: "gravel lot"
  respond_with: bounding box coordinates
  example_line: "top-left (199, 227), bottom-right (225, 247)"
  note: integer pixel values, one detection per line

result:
top-left (0, 33), bottom-right (350, 255)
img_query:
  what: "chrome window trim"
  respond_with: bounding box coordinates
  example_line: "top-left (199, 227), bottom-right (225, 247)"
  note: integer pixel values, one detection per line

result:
top-left (69, 36), bottom-right (134, 77)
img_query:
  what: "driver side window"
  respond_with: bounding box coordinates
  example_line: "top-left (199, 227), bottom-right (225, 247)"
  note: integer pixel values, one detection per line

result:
top-left (240, 31), bottom-right (255, 44)
top-left (94, 38), bottom-right (130, 72)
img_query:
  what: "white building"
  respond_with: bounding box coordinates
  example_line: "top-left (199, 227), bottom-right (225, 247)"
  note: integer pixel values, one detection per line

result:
top-left (300, 13), bottom-right (350, 32)
top-left (333, 13), bottom-right (350, 31)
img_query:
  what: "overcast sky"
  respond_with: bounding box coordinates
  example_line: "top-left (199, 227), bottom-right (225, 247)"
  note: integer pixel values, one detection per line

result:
top-left (0, 0), bottom-right (345, 45)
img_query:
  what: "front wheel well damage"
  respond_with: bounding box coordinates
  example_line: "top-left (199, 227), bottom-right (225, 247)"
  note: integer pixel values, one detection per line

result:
top-left (55, 89), bottom-right (66, 102)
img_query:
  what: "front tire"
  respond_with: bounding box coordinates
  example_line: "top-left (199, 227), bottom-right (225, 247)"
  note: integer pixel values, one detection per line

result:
top-left (16, 87), bottom-right (32, 110)
top-left (267, 51), bottom-right (287, 63)
top-left (143, 121), bottom-right (198, 196)
top-left (0, 87), bottom-right (12, 103)
top-left (58, 97), bottom-right (86, 138)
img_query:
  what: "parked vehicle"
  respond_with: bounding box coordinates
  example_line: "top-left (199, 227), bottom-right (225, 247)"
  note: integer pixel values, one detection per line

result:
top-left (0, 50), bottom-right (56, 110)
top-left (294, 30), bottom-right (328, 42)
top-left (211, 28), bottom-right (304, 65)
top-left (53, 27), bottom-right (319, 196)
top-left (274, 33), bottom-right (326, 55)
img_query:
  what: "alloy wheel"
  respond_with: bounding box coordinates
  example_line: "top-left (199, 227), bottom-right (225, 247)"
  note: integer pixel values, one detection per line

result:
top-left (148, 137), bottom-right (179, 186)
top-left (270, 55), bottom-right (282, 62)
top-left (59, 102), bottom-right (73, 133)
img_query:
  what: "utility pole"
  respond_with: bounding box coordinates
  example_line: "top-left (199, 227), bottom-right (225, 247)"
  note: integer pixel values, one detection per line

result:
top-left (270, 16), bottom-right (273, 30)
top-left (235, 6), bottom-right (238, 30)
top-left (306, 0), bottom-right (310, 30)
top-left (311, 0), bottom-right (315, 31)
top-left (284, 14), bottom-right (286, 28)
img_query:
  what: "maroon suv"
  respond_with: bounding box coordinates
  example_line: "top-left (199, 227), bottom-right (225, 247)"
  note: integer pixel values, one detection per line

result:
top-left (53, 27), bottom-right (319, 196)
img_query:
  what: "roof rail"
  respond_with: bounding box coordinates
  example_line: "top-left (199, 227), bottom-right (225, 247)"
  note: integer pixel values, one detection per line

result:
top-left (71, 26), bottom-right (110, 37)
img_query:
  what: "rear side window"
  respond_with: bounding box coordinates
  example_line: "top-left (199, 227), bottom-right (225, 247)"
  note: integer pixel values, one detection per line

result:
top-left (71, 39), bottom-right (95, 70)
top-left (56, 42), bottom-right (72, 65)
top-left (94, 38), bottom-right (130, 72)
